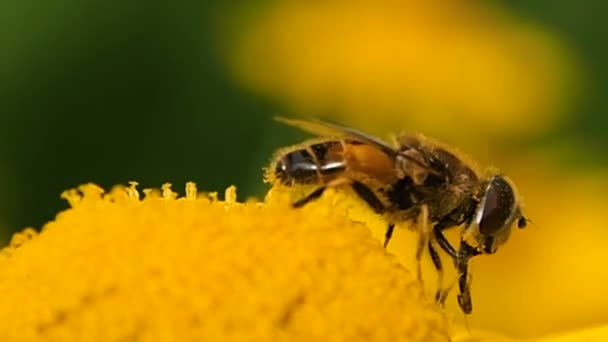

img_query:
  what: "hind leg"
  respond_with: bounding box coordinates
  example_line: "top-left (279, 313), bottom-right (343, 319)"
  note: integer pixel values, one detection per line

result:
top-left (292, 178), bottom-right (351, 208)
top-left (292, 187), bottom-right (327, 207)
top-left (383, 223), bottom-right (395, 248)
top-left (349, 181), bottom-right (396, 249)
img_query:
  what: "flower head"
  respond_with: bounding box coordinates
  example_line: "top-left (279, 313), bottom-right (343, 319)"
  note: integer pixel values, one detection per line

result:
top-left (1, 181), bottom-right (606, 341)
top-left (0, 182), bottom-right (449, 341)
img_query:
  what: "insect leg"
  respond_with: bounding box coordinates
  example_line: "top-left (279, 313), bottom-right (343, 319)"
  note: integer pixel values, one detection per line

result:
top-left (350, 181), bottom-right (385, 213)
top-left (455, 241), bottom-right (481, 315)
top-left (292, 187), bottom-right (327, 208)
top-left (428, 241), bottom-right (446, 305)
top-left (457, 264), bottom-right (473, 315)
top-left (292, 178), bottom-right (352, 208)
top-left (349, 180), bottom-right (395, 248)
top-left (431, 215), bottom-right (469, 309)
top-left (433, 221), bottom-right (458, 259)
top-left (415, 205), bottom-right (431, 282)
top-left (383, 224), bottom-right (395, 248)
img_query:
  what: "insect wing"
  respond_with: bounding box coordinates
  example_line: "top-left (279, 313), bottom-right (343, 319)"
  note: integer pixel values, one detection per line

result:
top-left (275, 117), bottom-right (398, 157)
top-left (275, 116), bottom-right (436, 175)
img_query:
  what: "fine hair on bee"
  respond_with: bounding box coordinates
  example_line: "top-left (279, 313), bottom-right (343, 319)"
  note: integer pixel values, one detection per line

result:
top-left (265, 116), bottom-right (528, 315)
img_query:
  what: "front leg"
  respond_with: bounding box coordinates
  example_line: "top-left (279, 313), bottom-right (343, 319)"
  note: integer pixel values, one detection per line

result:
top-left (455, 241), bottom-right (481, 315)
top-left (433, 221), bottom-right (458, 259)
top-left (431, 214), bottom-right (466, 306)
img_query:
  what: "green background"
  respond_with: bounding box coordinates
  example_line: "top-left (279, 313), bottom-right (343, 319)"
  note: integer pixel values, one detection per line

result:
top-left (0, 0), bottom-right (606, 243)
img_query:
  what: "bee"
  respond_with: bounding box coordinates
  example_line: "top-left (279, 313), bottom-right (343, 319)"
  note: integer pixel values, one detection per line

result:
top-left (265, 117), bottom-right (528, 315)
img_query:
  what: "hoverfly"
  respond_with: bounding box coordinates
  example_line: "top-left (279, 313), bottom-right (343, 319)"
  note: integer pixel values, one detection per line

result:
top-left (266, 117), bottom-right (527, 314)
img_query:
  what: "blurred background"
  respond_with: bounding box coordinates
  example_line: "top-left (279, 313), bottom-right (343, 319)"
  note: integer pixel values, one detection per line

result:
top-left (1, 0), bottom-right (606, 339)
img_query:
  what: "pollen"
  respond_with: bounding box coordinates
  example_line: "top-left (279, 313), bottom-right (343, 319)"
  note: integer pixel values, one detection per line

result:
top-left (0, 183), bottom-right (449, 342)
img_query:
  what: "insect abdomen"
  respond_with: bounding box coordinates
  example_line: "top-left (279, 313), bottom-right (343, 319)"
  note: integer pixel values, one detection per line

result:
top-left (274, 141), bottom-right (346, 185)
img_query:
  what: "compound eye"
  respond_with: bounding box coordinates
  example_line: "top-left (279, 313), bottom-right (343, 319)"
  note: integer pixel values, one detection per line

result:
top-left (478, 176), bottom-right (516, 235)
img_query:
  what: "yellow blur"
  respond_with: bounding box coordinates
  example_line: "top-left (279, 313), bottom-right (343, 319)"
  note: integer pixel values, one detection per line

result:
top-left (227, 1), bottom-right (579, 141)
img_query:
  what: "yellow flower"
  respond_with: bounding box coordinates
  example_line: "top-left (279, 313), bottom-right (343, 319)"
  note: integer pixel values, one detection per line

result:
top-left (0, 182), bottom-right (449, 341)
top-left (0, 181), bottom-right (606, 341)
top-left (225, 1), bottom-right (579, 140)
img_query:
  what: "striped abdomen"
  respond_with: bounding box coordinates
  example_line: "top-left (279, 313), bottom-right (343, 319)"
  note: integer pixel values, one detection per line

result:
top-left (273, 141), bottom-right (346, 185)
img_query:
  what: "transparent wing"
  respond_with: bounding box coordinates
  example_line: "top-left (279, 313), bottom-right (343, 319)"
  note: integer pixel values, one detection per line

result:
top-left (275, 116), bottom-right (399, 156)
top-left (275, 116), bottom-right (435, 174)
